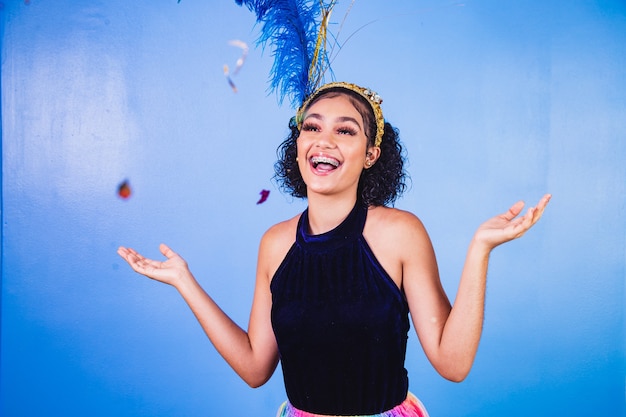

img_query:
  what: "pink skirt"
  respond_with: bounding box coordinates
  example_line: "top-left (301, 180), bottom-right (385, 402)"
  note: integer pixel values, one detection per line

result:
top-left (275, 392), bottom-right (430, 417)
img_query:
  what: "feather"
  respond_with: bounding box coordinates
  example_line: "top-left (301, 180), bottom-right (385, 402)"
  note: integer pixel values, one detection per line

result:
top-left (235, 0), bottom-right (334, 108)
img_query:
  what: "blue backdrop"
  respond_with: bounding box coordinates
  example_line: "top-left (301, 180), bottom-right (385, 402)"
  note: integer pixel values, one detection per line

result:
top-left (1, 1), bottom-right (625, 416)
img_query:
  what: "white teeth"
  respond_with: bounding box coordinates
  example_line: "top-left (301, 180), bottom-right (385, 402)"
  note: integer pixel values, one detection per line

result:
top-left (310, 156), bottom-right (339, 167)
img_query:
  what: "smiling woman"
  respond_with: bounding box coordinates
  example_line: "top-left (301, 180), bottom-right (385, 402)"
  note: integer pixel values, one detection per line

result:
top-left (117, 79), bottom-right (551, 416)
top-left (296, 93), bottom-right (378, 202)
top-left (115, 1), bottom-right (552, 416)
top-left (275, 84), bottom-right (407, 208)
top-left (3, 0), bottom-right (625, 415)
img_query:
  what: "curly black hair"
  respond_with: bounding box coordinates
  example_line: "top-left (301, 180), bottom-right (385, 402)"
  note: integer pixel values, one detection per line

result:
top-left (274, 87), bottom-right (408, 207)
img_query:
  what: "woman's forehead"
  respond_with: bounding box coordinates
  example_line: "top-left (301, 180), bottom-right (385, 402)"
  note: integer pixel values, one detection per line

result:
top-left (305, 94), bottom-right (363, 117)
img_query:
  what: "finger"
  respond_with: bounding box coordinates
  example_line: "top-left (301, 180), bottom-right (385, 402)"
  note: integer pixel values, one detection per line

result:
top-left (536, 194), bottom-right (552, 215)
top-left (527, 195), bottom-right (551, 224)
top-left (117, 246), bottom-right (140, 263)
top-left (117, 246), bottom-right (128, 257)
top-left (159, 243), bottom-right (178, 259)
top-left (120, 249), bottom-right (151, 268)
top-left (129, 256), bottom-right (160, 274)
top-left (503, 200), bottom-right (525, 221)
top-left (514, 194), bottom-right (551, 225)
top-left (125, 247), bottom-right (140, 256)
top-left (523, 207), bottom-right (537, 228)
top-left (124, 250), bottom-right (143, 266)
top-left (122, 251), bottom-right (140, 265)
top-left (519, 204), bottom-right (547, 235)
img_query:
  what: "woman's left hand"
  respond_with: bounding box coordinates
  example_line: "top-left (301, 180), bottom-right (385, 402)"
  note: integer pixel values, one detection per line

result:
top-left (474, 193), bottom-right (551, 250)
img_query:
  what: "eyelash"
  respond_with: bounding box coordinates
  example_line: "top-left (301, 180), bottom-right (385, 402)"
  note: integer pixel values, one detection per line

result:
top-left (301, 122), bottom-right (319, 132)
top-left (301, 123), bottom-right (357, 136)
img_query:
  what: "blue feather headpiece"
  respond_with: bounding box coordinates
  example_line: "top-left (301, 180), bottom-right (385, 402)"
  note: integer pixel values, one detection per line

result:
top-left (235, 0), bottom-right (387, 146)
top-left (235, 0), bottom-right (336, 108)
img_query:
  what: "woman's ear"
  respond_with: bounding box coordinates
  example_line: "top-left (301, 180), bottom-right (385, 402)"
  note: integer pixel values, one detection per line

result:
top-left (364, 146), bottom-right (381, 169)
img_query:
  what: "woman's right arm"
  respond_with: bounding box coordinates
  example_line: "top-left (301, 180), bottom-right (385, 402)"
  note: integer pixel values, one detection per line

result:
top-left (117, 227), bottom-right (285, 387)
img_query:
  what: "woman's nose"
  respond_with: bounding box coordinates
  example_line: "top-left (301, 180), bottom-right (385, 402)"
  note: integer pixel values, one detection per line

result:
top-left (315, 130), bottom-right (336, 148)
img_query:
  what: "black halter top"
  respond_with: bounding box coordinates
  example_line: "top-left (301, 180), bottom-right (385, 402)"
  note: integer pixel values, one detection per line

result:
top-left (270, 202), bottom-right (410, 415)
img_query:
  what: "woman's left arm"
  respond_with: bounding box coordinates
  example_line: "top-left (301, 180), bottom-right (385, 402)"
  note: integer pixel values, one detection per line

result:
top-left (403, 194), bottom-right (551, 382)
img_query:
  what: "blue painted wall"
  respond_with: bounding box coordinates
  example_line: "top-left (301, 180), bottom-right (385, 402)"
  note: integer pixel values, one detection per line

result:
top-left (1, 1), bottom-right (624, 416)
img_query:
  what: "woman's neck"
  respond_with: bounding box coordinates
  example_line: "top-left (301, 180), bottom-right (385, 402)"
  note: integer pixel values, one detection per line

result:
top-left (306, 193), bottom-right (358, 235)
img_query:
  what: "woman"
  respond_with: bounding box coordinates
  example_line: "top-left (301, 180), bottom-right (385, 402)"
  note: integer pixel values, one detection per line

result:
top-left (117, 82), bottom-right (551, 417)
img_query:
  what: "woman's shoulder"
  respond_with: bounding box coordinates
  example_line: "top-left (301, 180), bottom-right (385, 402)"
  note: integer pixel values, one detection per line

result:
top-left (367, 205), bottom-right (425, 229)
top-left (364, 206), bottom-right (432, 286)
top-left (257, 213), bottom-right (301, 274)
top-left (260, 214), bottom-right (301, 255)
top-left (366, 205), bottom-right (430, 246)
top-left (262, 213), bottom-right (300, 244)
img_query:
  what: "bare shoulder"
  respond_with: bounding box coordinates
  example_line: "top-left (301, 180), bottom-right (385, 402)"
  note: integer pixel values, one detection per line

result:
top-left (261, 214), bottom-right (299, 247)
top-left (365, 206), bottom-right (429, 242)
top-left (364, 206), bottom-right (433, 286)
top-left (258, 214), bottom-right (300, 280)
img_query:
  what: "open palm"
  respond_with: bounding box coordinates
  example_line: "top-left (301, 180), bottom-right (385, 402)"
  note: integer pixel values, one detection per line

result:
top-left (117, 243), bottom-right (190, 287)
top-left (475, 194), bottom-right (551, 249)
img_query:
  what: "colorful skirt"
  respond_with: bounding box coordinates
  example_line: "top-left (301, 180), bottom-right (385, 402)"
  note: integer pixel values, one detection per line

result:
top-left (276, 392), bottom-right (430, 417)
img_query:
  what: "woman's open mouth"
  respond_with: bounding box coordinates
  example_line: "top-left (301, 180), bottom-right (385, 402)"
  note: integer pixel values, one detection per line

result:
top-left (310, 155), bottom-right (340, 173)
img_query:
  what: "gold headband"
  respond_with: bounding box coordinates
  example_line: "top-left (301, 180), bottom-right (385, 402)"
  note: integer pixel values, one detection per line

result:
top-left (296, 82), bottom-right (385, 147)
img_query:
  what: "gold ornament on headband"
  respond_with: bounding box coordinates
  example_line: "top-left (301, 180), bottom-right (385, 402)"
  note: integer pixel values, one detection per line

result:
top-left (296, 81), bottom-right (385, 147)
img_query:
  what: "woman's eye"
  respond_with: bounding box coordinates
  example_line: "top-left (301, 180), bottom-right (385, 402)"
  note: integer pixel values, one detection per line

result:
top-left (301, 123), bottom-right (319, 132)
top-left (337, 127), bottom-right (357, 135)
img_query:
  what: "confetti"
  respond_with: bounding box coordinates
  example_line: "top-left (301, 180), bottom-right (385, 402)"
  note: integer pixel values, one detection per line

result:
top-left (257, 189), bottom-right (270, 205)
top-left (117, 180), bottom-right (132, 199)
top-left (223, 65), bottom-right (238, 93)
top-left (228, 40), bottom-right (249, 75)
top-left (223, 40), bottom-right (249, 93)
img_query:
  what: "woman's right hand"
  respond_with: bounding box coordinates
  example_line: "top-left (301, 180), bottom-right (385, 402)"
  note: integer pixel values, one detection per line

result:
top-left (117, 243), bottom-right (191, 287)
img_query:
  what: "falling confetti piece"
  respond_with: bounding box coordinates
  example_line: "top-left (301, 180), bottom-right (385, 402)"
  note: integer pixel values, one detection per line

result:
top-left (228, 40), bottom-right (249, 75)
top-left (257, 189), bottom-right (270, 205)
top-left (117, 180), bottom-right (132, 200)
top-left (223, 65), bottom-right (238, 93)
top-left (223, 40), bottom-right (249, 93)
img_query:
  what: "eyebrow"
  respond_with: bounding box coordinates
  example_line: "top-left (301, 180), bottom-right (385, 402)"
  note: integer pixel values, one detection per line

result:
top-left (304, 113), bottom-right (363, 130)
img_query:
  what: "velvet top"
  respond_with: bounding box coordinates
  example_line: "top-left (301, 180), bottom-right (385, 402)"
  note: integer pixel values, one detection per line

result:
top-left (270, 202), bottom-right (410, 415)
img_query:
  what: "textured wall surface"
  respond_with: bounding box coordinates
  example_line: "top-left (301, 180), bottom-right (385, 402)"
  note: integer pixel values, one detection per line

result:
top-left (2, 1), bottom-right (624, 416)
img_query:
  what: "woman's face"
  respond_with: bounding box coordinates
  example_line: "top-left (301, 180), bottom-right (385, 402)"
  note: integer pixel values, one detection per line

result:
top-left (297, 94), bottom-right (379, 199)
